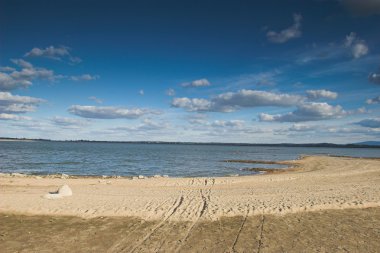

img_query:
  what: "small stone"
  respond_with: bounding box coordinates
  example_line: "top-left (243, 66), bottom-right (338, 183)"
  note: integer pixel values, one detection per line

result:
top-left (138, 175), bottom-right (145, 179)
top-left (153, 175), bottom-right (161, 178)
top-left (102, 175), bottom-right (108, 178)
top-left (163, 175), bottom-right (169, 178)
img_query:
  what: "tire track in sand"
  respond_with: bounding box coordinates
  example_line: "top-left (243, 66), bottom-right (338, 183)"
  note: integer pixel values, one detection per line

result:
top-left (173, 178), bottom-right (215, 253)
top-left (122, 193), bottom-right (185, 253)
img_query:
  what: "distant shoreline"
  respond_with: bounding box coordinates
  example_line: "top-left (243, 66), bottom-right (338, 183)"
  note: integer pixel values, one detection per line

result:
top-left (0, 137), bottom-right (379, 148)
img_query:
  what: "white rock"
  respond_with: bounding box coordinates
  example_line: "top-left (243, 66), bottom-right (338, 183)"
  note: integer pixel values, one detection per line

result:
top-left (153, 174), bottom-right (161, 178)
top-left (58, 184), bottom-right (72, 196)
top-left (138, 175), bottom-right (145, 179)
top-left (43, 184), bottom-right (72, 199)
top-left (163, 175), bottom-right (169, 178)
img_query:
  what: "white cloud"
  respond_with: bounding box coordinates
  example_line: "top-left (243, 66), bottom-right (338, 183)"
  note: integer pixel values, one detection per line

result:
top-left (259, 102), bottom-right (347, 122)
top-left (266, 14), bottom-right (302, 43)
top-left (356, 118), bottom-right (380, 128)
top-left (210, 120), bottom-right (245, 128)
top-left (68, 105), bottom-right (159, 119)
top-left (171, 97), bottom-right (212, 112)
top-left (352, 43), bottom-right (369, 59)
top-left (306, 89), bottom-right (338, 100)
top-left (344, 32), bottom-right (369, 59)
top-left (0, 66), bottom-right (15, 72)
top-left (0, 72), bottom-right (32, 91)
top-left (181, 78), bottom-right (211, 87)
top-left (0, 59), bottom-right (58, 91)
top-left (109, 118), bottom-right (170, 132)
top-left (10, 59), bottom-right (33, 69)
top-left (288, 124), bottom-right (318, 132)
top-left (366, 95), bottom-right (380, 104)
top-left (139, 89), bottom-right (144, 95)
top-left (166, 88), bottom-right (175, 96)
top-left (0, 113), bottom-right (31, 121)
top-left (88, 96), bottom-right (103, 104)
top-left (172, 89), bottom-right (304, 112)
top-left (369, 72), bottom-right (380, 84)
top-left (50, 116), bottom-right (90, 128)
top-left (25, 45), bottom-right (82, 64)
top-left (0, 92), bottom-right (45, 114)
top-left (70, 74), bottom-right (99, 81)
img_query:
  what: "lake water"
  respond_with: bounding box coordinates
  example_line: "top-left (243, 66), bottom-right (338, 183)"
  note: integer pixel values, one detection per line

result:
top-left (0, 141), bottom-right (379, 177)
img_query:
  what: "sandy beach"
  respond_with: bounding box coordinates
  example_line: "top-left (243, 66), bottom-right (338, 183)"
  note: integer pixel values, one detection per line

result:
top-left (1, 155), bottom-right (380, 252)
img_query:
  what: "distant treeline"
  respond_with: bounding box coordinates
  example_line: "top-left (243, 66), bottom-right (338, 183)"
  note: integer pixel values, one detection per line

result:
top-left (1, 137), bottom-right (379, 149)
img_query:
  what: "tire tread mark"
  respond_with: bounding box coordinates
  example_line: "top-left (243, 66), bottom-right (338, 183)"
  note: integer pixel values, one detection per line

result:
top-left (125, 195), bottom-right (184, 253)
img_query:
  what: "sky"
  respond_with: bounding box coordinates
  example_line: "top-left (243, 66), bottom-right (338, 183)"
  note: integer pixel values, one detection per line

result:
top-left (0, 0), bottom-right (380, 143)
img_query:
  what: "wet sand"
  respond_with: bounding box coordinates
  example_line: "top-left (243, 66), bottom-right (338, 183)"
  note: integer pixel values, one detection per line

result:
top-left (1, 155), bottom-right (380, 252)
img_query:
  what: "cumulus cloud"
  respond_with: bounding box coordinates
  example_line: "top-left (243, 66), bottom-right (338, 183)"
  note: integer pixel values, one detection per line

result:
top-left (0, 92), bottom-right (45, 115)
top-left (306, 89), bottom-right (338, 100)
top-left (259, 102), bottom-right (347, 122)
top-left (11, 59), bottom-right (33, 69)
top-left (210, 120), bottom-right (245, 128)
top-left (172, 89), bottom-right (304, 112)
top-left (181, 78), bottom-right (210, 87)
top-left (344, 32), bottom-right (369, 59)
top-left (25, 45), bottom-right (82, 64)
top-left (0, 59), bottom-right (58, 91)
top-left (166, 88), bottom-right (175, 96)
top-left (0, 66), bottom-right (16, 72)
top-left (339, 0), bottom-right (380, 16)
top-left (69, 74), bottom-right (99, 81)
top-left (0, 113), bottom-right (31, 121)
top-left (368, 72), bottom-right (380, 84)
top-left (171, 97), bottom-right (213, 112)
top-left (0, 72), bottom-right (32, 91)
top-left (88, 96), bottom-right (103, 104)
top-left (110, 118), bottom-right (170, 133)
top-left (266, 14), bottom-right (302, 43)
top-left (288, 124), bottom-right (318, 132)
top-left (367, 95), bottom-right (380, 104)
top-left (356, 118), bottom-right (380, 128)
top-left (68, 105), bottom-right (159, 119)
top-left (50, 116), bottom-right (90, 128)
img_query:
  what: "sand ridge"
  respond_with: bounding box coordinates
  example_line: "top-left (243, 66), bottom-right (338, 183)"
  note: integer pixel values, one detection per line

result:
top-left (0, 156), bottom-right (380, 221)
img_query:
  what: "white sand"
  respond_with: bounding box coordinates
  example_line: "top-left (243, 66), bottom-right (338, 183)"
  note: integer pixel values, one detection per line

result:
top-left (0, 156), bottom-right (380, 221)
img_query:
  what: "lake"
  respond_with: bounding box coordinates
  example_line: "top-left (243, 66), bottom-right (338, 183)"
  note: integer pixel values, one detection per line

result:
top-left (0, 141), bottom-right (379, 177)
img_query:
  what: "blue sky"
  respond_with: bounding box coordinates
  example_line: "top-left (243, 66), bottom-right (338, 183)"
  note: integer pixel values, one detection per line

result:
top-left (1, 0), bottom-right (380, 143)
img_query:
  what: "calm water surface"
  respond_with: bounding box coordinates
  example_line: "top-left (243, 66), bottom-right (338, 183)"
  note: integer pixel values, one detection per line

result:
top-left (0, 141), bottom-right (379, 177)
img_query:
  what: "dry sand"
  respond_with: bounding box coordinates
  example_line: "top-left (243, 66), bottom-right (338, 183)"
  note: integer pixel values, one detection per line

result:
top-left (1, 155), bottom-right (380, 252)
top-left (1, 156), bottom-right (380, 220)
